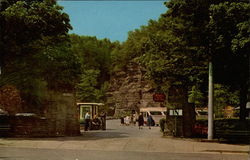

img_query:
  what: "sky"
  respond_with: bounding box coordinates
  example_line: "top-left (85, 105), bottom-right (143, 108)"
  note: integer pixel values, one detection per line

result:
top-left (58, 1), bottom-right (167, 42)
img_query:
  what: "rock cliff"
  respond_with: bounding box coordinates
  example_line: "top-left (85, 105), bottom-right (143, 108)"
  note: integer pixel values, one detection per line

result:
top-left (106, 62), bottom-right (162, 116)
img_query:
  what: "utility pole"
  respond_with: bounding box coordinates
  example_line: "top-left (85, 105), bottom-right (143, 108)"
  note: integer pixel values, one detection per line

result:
top-left (248, 34), bottom-right (250, 103)
top-left (208, 61), bottom-right (214, 140)
top-left (207, 14), bottom-right (214, 140)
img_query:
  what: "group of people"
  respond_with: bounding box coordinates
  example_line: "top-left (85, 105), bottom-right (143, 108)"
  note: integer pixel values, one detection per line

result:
top-left (121, 113), bottom-right (136, 126)
top-left (138, 113), bottom-right (154, 129)
top-left (120, 113), bottom-right (154, 129)
top-left (84, 111), bottom-right (106, 131)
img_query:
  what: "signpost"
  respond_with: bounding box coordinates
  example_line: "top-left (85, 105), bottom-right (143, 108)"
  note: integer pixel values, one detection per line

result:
top-left (169, 109), bottom-right (183, 136)
top-left (169, 109), bottom-right (183, 116)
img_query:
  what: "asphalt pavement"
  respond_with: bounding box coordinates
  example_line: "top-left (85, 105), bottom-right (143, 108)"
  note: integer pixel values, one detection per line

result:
top-left (0, 119), bottom-right (249, 160)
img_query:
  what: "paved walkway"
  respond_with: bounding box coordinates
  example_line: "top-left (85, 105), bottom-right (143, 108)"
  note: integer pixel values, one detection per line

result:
top-left (0, 120), bottom-right (249, 158)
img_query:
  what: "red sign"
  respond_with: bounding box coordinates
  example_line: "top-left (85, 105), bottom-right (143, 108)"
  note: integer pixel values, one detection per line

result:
top-left (153, 93), bottom-right (166, 102)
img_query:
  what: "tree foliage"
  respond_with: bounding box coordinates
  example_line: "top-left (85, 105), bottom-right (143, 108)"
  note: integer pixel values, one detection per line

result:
top-left (213, 84), bottom-right (240, 118)
top-left (1, 0), bottom-right (248, 115)
top-left (0, 0), bottom-right (75, 111)
top-left (188, 84), bottom-right (240, 117)
top-left (70, 34), bottom-right (118, 102)
top-left (0, 0), bottom-right (71, 65)
top-left (114, 1), bottom-right (210, 93)
top-left (112, 0), bottom-right (248, 114)
top-left (208, 1), bottom-right (250, 119)
top-left (77, 69), bottom-right (100, 102)
top-left (208, 1), bottom-right (250, 86)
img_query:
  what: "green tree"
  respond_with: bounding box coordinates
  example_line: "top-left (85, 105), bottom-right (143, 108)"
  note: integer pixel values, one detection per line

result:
top-left (188, 85), bottom-right (205, 107)
top-left (188, 84), bottom-right (240, 117)
top-left (213, 84), bottom-right (240, 118)
top-left (119, 1), bottom-right (209, 94)
top-left (77, 69), bottom-right (101, 102)
top-left (208, 1), bottom-right (250, 119)
top-left (39, 42), bottom-right (81, 91)
top-left (0, 0), bottom-right (71, 68)
top-left (70, 34), bottom-right (118, 102)
top-left (0, 0), bottom-right (74, 111)
top-left (114, 0), bottom-right (248, 117)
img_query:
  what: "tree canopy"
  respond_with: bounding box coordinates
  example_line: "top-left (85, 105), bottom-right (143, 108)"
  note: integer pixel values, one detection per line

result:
top-left (111, 0), bottom-right (249, 117)
top-left (69, 34), bottom-right (119, 103)
top-left (0, 0), bottom-right (249, 117)
top-left (0, 0), bottom-right (76, 110)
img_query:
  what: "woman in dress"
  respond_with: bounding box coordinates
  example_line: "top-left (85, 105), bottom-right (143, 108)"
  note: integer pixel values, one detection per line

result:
top-left (138, 113), bottom-right (144, 129)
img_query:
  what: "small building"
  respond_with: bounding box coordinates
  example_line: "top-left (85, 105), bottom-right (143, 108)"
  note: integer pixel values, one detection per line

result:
top-left (77, 102), bottom-right (104, 123)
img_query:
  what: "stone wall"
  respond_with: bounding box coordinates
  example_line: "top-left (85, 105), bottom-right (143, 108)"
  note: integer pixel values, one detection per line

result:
top-left (107, 62), bottom-right (162, 116)
top-left (6, 92), bottom-right (80, 137)
top-left (9, 115), bottom-right (48, 137)
top-left (44, 92), bottom-right (80, 136)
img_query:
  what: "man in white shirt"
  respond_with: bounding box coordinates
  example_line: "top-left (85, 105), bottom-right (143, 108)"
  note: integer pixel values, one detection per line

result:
top-left (84, 112), bottom-right (91, 131)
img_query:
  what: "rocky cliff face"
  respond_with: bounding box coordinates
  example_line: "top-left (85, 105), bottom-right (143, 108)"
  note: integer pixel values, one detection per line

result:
top-left (106, 62), bottom-right (162, 116)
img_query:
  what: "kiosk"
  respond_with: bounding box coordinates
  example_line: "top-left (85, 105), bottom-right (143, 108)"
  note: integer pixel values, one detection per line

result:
top-left (77, 103), bottom-right (104, 122)
top-left (77, 103), bottom-right (105, 130)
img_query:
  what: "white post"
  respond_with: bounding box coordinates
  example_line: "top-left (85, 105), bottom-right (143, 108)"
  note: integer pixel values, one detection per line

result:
top-left (208, 61), bottom-right (214, 140)
top-left (248, 51), bottom-right (250, 102)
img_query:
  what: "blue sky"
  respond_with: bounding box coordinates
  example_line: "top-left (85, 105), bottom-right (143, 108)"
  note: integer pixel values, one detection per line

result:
top-left (58, 1), bottom-right (167, 42)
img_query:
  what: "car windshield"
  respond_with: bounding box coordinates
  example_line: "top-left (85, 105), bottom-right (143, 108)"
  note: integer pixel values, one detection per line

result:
top-left (150, 111), bottom-right (162, 115)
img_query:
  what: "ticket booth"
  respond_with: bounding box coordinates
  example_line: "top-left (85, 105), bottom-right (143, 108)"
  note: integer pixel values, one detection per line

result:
top-left (77, 103), bottom-right (104, 123)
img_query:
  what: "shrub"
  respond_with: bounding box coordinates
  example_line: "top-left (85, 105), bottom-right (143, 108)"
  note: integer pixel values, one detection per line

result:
top-left (214, 118), bottom-right (250, 131)
top-left (194, 118), bottom-right (250, 137)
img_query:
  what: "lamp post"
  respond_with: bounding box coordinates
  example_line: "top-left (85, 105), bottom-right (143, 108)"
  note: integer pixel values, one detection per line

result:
top-left (207, 15), bottom-right (214, 140)
top-left (208, 61), bottom-right (214, 140)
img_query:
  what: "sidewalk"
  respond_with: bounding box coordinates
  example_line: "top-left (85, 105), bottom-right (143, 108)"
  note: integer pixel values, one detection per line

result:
top-left (0, 135), bottom-right (249, 155)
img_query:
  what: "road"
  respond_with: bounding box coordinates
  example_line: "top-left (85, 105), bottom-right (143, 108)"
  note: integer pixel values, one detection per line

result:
top-left (0, 119), bottom-right (249, 160)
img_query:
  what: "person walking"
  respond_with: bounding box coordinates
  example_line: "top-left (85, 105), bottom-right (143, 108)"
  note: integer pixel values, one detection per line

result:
top-left (138, 113), bottom-right (144, 129)
top-left (84, 112), bottom-right (91, 131)
top-left (120, 116), bottom-right (124, 126)
top-left (132, 113), bottom-right (136, 126)
top-left (124, 116), bottom-right (130, 125)
top-left (100, 111), bottom-right (106, 130)
top-left (147, 114), bottom-right (154, 129)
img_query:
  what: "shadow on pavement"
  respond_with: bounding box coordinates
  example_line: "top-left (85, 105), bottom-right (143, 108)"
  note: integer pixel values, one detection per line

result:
top-left (1, 130), bottom-right (129, 141)
top-left (79, 131), bottom-right (129, 140)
